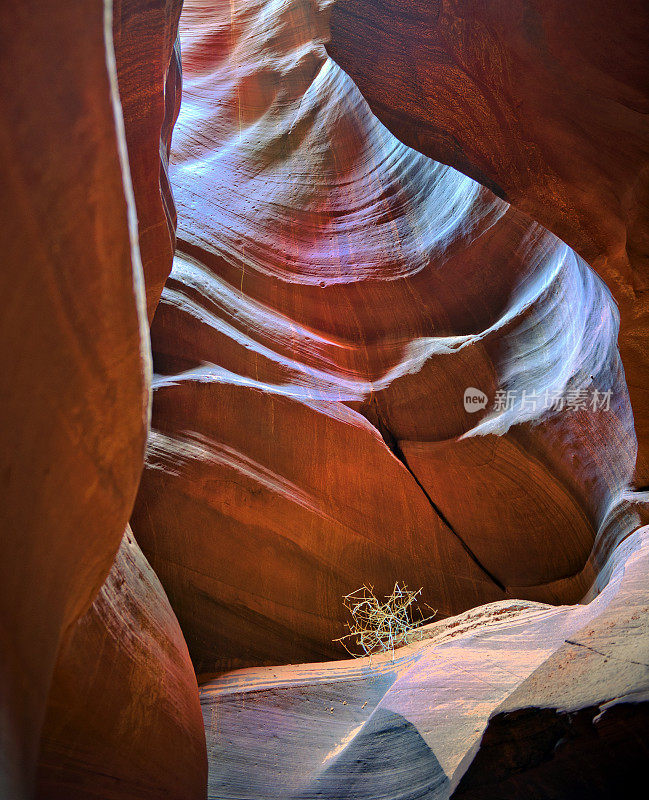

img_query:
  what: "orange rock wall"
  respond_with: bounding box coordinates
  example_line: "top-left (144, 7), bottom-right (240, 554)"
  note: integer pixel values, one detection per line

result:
top-left (37, 528), bottom-right (207, 800)
top-left (0, 2), bottom-right (150, 795)
top-left (131, 0), bottom-right (638, 674)
top-left (327, 0), bottom-right (649, 483)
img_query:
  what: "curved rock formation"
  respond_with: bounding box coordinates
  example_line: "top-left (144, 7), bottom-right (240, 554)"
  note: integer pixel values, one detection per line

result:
top-left (113, 0), bottom-right (185, 320)
top-left (37, 528), bottom-right (207, 800)
top-left (126, 1), bottom-right (648, 793)
top-left (326, 0), bottom-right (649, 483)
top-left (199, 512), bottom-right (649, 799)
top-left (0, 3), bottom-right (150, 796)
top-left (132, 0), bottom-right (636, 676)
top-left (1, 0), bottom-right (644, 797)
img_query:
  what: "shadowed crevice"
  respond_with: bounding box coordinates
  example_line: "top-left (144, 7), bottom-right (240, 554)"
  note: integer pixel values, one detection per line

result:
top-left (365, 395), bottom-right (507, 593)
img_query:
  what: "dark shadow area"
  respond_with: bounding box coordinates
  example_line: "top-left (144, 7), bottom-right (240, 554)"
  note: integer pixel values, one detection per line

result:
top-left (295, 707), bottom-right (449, 800)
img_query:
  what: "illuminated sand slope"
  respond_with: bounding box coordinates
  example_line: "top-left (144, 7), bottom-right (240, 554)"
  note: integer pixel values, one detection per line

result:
top-left (200, 521), bottom-right (649, 798)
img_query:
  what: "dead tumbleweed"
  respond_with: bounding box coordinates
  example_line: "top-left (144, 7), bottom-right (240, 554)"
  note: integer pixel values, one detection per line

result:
top-left (335, 582), bottom-right (436, 660)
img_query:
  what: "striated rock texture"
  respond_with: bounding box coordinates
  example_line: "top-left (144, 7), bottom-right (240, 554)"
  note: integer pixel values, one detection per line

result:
top-left (199, 511), bottom-right (649, 799)
top-left (0, 2), bottom-right (150, 796)
top-left (113, 0), bottom-right (185, 320)
top-left (451, 514), bottom-right (649, 799)
top-left (132, 0), bottom-right (637, 678)
top-left (0, 0), bottom-right (641, 796)
top-left (326, 0), bottom-right (649, 483)
top-left (37, 528), bottom-right (207, 800)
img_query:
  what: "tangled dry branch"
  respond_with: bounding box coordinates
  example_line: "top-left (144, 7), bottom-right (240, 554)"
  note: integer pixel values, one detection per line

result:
top-left (334, 582), bottom-right (436, 660)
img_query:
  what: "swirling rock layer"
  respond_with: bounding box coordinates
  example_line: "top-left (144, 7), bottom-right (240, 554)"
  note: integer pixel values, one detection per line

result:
top-left (326, 0), bottom-right (649, 483)
top-left (128, 1), bottom-right (649, 794)
top-left (132, 0), bottom-right (637, 676)
top-left (0, 0), bottom-right (644, 797)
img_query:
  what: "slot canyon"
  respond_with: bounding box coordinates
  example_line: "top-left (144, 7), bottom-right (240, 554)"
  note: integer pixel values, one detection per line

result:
top-left (1, 1), bottom-right (648, 798)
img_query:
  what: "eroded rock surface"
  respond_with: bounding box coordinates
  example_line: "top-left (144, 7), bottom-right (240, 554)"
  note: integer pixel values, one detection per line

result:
top-left (125, 1), bottom-right (649, 795)
top-left (132, 0), bottom-right (637, 678)
top-left (199, 517), bottom-right (649, 799)
top-left (37, 528), bottom-right (207, 800)
top-left (114, 0), bottom-right (185, 320)
top-left (452, 518), bottom-right (649, 799)
top-left (326, 0), bottom-right (649, 483)
top-left (1, 0), bottom-right (644, 797)
top-left (0, 2), bottom-right (150, 795)
top-left (0, 1), bottom-right (191, 795)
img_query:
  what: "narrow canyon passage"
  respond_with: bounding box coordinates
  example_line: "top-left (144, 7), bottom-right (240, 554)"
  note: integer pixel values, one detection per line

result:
top-left (131, 2), bottom-right (649, 797)
top-left (1, 2), bottom-right (648, 800)
top-left (132, 0), bottom-right (637, 673)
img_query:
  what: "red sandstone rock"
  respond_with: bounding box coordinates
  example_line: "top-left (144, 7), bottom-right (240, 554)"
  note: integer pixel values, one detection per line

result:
top-left (134, 377), bottom-right (506, 671)
top-left (326, 0), bottom-right (649, 484)
top-left (451, 523), bottom-right (649, 799)
top-left (36, 528), bottom-right (207, 800)
top-left (0, 2), bottom-right (150, 796)
top-left (132, 0), bottom-right (637, 674)
top-left (198, 516), bottom-right (649, 799)
top-left (113, 0), bottom-right (185, 320)
top-left (1, 0), bottom-right (644, 796)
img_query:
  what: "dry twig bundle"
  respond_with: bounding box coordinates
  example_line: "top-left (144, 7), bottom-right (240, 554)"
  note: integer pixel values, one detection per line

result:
top-left (334, 582), bottom-right (436, 659)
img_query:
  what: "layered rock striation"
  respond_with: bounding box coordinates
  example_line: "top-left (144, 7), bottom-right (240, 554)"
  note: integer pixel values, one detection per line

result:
top-left (132, 0), bottom-right (638, 677)
top-left (327, 0), bottom-right (649, 483)
top-left (1, 1), bottom-right (646, 798)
